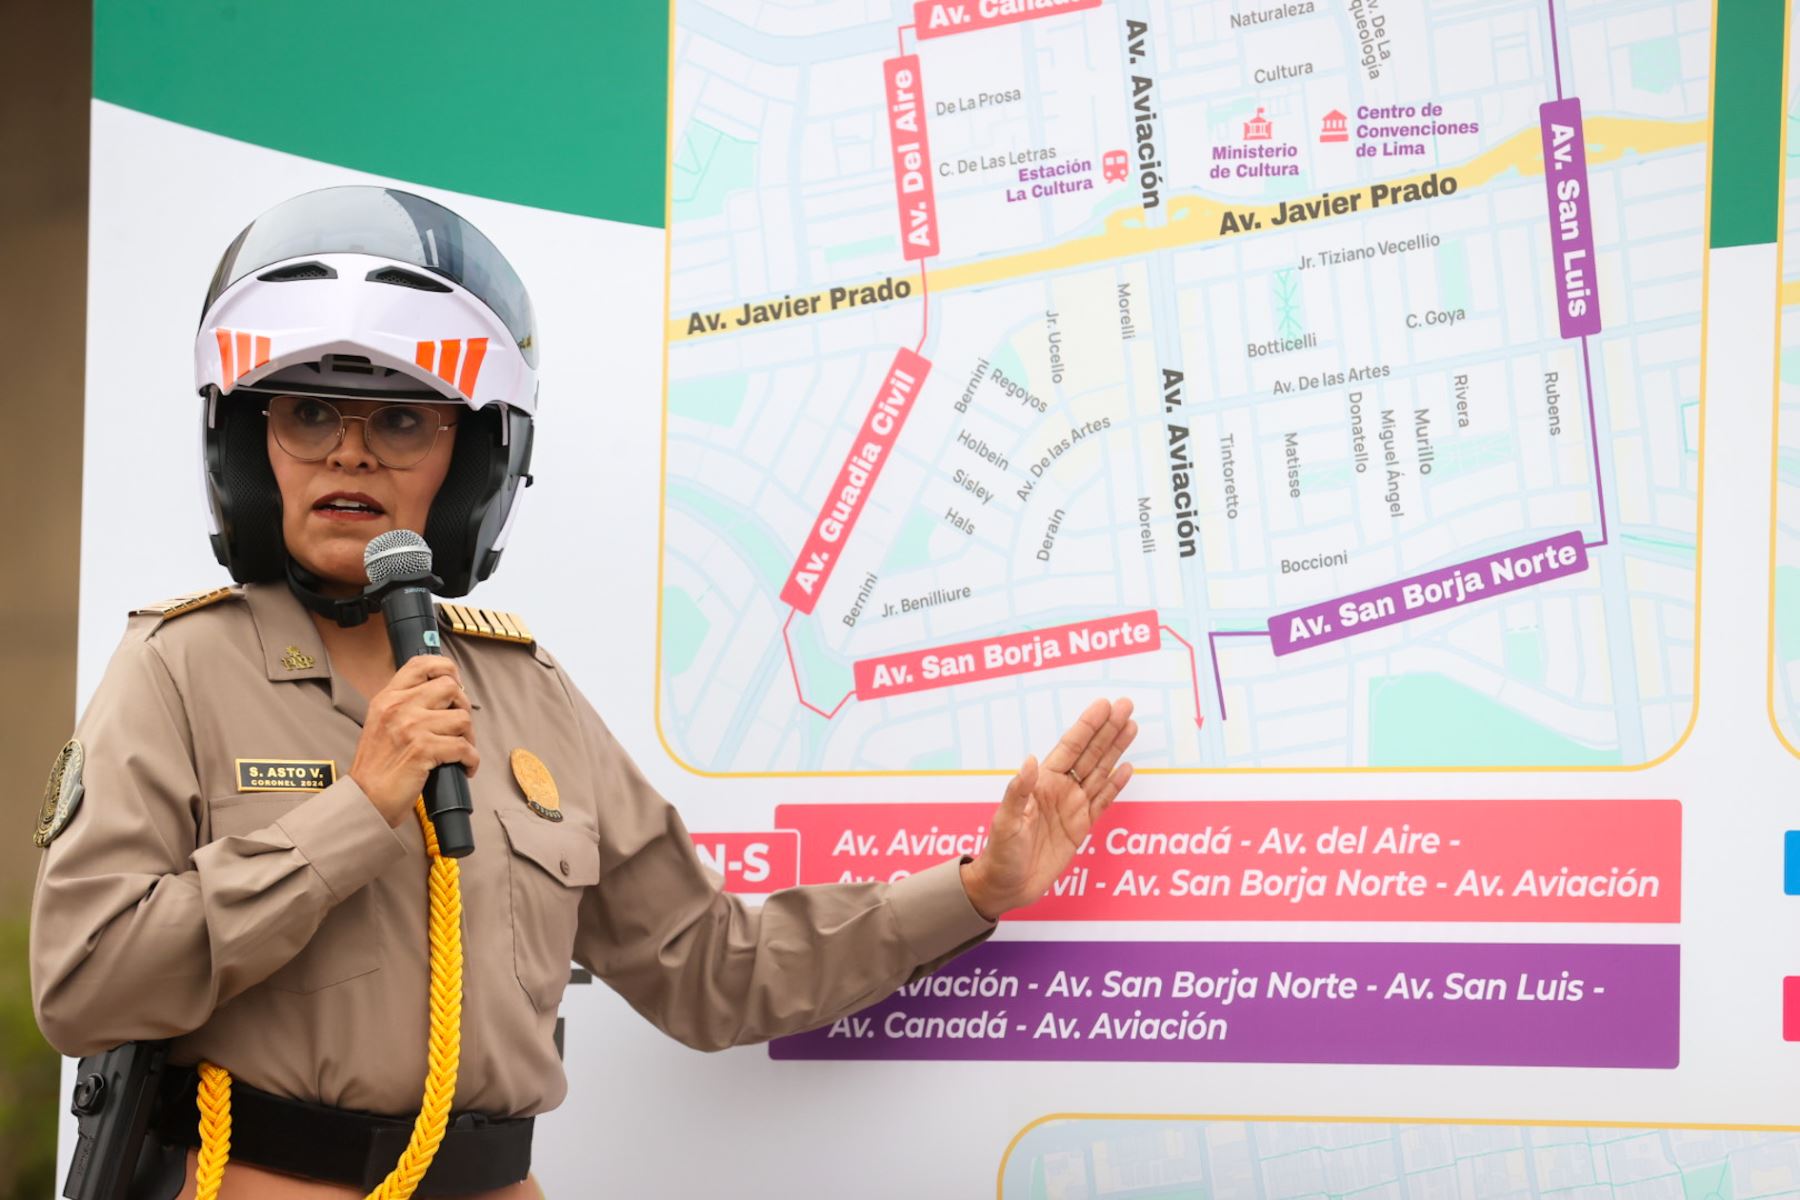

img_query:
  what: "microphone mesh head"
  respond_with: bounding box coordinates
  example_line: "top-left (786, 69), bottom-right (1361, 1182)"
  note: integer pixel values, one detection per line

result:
top-left (363, 529), bottom-right (434, 588)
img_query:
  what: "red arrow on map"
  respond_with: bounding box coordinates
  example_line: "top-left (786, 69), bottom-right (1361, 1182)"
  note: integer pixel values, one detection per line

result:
top-left (1159, 625), bottom-right (1205, 730)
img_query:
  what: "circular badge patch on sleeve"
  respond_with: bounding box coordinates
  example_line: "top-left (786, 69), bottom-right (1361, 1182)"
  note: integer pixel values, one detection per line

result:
top-left (34, 739), bottom-right (86, 848)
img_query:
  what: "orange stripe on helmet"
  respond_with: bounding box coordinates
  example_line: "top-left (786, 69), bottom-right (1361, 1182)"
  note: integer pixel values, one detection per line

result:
top-left (456, 337), bottom-right (488, 397)
top-left (437, 339), bottom-right (462, 388)
top-left (415, 340), bottom-right (436, 373)
top-left (253, 336), bottom-right (271, 369)
top-left (215, 329), bottom-right (233, 384)
top-left (234, 332), bottom-right (252, 381)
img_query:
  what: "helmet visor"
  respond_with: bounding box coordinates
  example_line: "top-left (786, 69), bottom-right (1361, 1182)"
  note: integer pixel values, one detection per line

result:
top-left (203, 186), bottom-right (537, 366)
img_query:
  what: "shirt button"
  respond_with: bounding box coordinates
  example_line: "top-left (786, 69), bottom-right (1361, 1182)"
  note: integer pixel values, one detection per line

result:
top-left (559, 859), bottom-right (571, 877)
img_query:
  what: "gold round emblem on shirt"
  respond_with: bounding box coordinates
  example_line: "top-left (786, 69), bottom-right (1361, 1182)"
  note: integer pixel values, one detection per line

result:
top-left (510, 748), bottom-right (563, 822)
top-left (34, 739), bottom-right (86, 848)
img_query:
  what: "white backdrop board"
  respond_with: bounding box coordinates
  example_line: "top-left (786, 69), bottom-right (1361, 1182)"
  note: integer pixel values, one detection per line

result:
top-left (63, 1), bottom-right (1800, 1196)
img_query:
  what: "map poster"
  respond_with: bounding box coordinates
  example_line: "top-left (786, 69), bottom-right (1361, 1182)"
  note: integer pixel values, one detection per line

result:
top-left (662, 0), bottom-right (1707, 774)
top-left (575, 0), bottom-right (1800, 1193)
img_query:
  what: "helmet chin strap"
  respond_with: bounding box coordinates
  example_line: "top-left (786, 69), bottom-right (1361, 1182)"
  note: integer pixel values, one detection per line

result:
top-left (285, 558), bottom-right (378, 628)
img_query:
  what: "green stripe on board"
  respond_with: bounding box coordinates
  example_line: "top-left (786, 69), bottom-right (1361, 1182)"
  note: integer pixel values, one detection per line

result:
top-left (1710, 0), bottom-right (1786, 247)
top-left (93, 0), bottom-right (667, 228)
top-left (94, 1), bottom-right (1786, 243)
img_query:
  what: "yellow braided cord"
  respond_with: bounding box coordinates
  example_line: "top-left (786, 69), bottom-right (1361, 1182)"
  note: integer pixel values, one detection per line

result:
top-left (366, 800), bottom-right (464, 1200)
top-left (192, 1062), bottom-right (230, 1200)
top-left (192, 798), bottom-right (464, 1200)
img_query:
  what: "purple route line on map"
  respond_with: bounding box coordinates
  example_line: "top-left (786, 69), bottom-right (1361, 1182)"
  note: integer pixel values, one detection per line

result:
top-left (1200, 0), bottom-right (1610, 730)
top-left (1581, 337), bottom-right (1609, 549)
top-left (1546, 0), bottom-right (1609, 548)
top-left (1206, 630), bottom-right (1270, 721)
top-left (1547, 0), bottom-right (1565, 98)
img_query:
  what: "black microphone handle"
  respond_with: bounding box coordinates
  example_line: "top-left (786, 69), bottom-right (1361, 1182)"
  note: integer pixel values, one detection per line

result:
top-left (423, 764), bottom-right (475, 859)
top-left (380, 584), bottom-right (476, 858)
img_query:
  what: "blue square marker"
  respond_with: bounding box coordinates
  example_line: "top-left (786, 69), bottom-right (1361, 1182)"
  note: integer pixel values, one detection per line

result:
top-left (1786, 832), bottom-right (1800, 896)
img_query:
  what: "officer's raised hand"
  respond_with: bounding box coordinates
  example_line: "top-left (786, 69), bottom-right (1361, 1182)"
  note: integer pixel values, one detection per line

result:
top-left (350, 654), bottom-right (480, 826)
top-left (960, 697), bottom-right (1137, 920)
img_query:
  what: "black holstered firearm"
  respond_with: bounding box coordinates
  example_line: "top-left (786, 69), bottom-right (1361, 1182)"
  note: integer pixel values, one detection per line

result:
top-left (61, 1040), bottom-right (170, 1200)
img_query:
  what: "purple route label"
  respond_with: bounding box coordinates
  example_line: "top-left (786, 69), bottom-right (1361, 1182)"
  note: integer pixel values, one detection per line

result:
top-left (1540, 97), bottom-right (1602, 338)
top-left (1265, 531), bottom-right (1588, 656)
top-left (771, 940), bottom-right (1678, 1067)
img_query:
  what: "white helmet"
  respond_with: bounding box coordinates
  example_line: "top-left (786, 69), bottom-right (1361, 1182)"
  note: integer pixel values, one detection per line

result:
top-left (194, 186), bottom-right (537, 604)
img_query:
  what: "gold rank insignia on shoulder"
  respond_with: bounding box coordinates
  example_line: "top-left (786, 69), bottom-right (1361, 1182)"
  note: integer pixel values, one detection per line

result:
top-left (132, 586), bottom-right (235, 620)
top-left (34, 739), bottom-right (85, 848)
top-left (280, 645), bottom-right (316, 671)
top-left (511, 748), bottom-right (563, 821)
top-left (439, 602), bottom-right (533, 645)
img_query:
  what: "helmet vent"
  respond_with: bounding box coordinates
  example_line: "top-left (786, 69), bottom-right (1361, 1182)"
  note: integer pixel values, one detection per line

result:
top-left (366, 266), bottom-right (452, 293)
top-left (256, 261), bottom-right (336, 282)
top-left (318, 354), bottom-right (379, 376)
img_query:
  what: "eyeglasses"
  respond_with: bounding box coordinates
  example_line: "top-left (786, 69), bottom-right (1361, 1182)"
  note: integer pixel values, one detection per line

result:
top-left (263, 394), bottom-right (458, 469)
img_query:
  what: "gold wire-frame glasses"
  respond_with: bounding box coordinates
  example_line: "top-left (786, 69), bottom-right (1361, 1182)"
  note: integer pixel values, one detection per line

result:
top-left (260, 392), bottom-right (459, 469)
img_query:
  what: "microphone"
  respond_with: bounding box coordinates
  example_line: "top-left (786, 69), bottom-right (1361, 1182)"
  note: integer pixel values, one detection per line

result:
top-left (363, 530), bottom-right (475, 858)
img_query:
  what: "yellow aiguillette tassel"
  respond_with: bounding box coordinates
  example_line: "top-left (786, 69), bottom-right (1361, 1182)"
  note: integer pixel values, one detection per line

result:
top-left (194, 797), bottom-right (463, 1200)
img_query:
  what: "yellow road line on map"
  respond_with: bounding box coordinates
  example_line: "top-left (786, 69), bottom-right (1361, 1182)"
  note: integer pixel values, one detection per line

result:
top-left (1782, 278), bottom-right (1800, 308)
top-left (666, 116), bottom-right (1707, 344)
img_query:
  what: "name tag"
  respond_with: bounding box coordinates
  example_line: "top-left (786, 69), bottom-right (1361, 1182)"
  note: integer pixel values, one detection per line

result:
top-left (236, 759), bottom-right (337, 792)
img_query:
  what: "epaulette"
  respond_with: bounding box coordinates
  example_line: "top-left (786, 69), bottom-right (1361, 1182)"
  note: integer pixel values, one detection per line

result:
top-left (132, 586), bottom-right (236, 622)
top-left (437, 602), bottom-right (534, 645)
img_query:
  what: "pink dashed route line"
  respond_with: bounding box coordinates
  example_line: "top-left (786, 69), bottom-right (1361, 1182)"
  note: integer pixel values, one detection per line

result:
top-left (782, 609), bottom-right (855, 721)
top-left (1158, 625), bottom-right (1205, 729)
top-left (779, 5), bottom-right (1203, 733)
top-left (770, 26), bottom-right (942, 723)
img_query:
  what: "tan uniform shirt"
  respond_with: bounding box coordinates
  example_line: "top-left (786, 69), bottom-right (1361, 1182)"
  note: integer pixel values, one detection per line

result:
top-left (31, 582), bottom-right (994, 1118)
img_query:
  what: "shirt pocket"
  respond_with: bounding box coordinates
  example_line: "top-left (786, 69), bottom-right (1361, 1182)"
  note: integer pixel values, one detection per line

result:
top-left (497, 810), bottom-right (601, 1013)
top-left (206, 792), bottom-right (384, 994)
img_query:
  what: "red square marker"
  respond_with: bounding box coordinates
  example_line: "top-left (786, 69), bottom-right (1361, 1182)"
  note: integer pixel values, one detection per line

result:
top-left (1785, 977), bottom-right (1800, 1041)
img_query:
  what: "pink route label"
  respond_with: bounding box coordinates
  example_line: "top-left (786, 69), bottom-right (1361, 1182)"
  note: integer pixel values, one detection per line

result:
top-left (913, 0), bottom-right (1103, 38)
top-left (1268, 531), bottom-right (1588, 655)
top-left (773, 800), bottom-right (1680, 922)
top-left (853, 610), bottom-right (1160, 700)
top-left (883, 56), bottom-right (940, 260)
top-left (780, 348), bottom-right (931, 613)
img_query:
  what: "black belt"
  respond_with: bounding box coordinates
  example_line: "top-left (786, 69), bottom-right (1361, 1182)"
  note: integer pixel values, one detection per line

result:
top-left (153, 1065), bottom-right (533, 1196)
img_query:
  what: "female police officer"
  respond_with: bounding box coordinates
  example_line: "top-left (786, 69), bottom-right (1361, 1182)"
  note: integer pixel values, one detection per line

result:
top-left (30, 186), bottom-right (1138, 1199)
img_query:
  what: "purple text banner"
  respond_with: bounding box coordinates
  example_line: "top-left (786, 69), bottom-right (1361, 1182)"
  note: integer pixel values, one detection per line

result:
top-left (1268, 532), bottom-right (1589, 655)
top-left (772, 939), bottom-right (1678, 1068)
